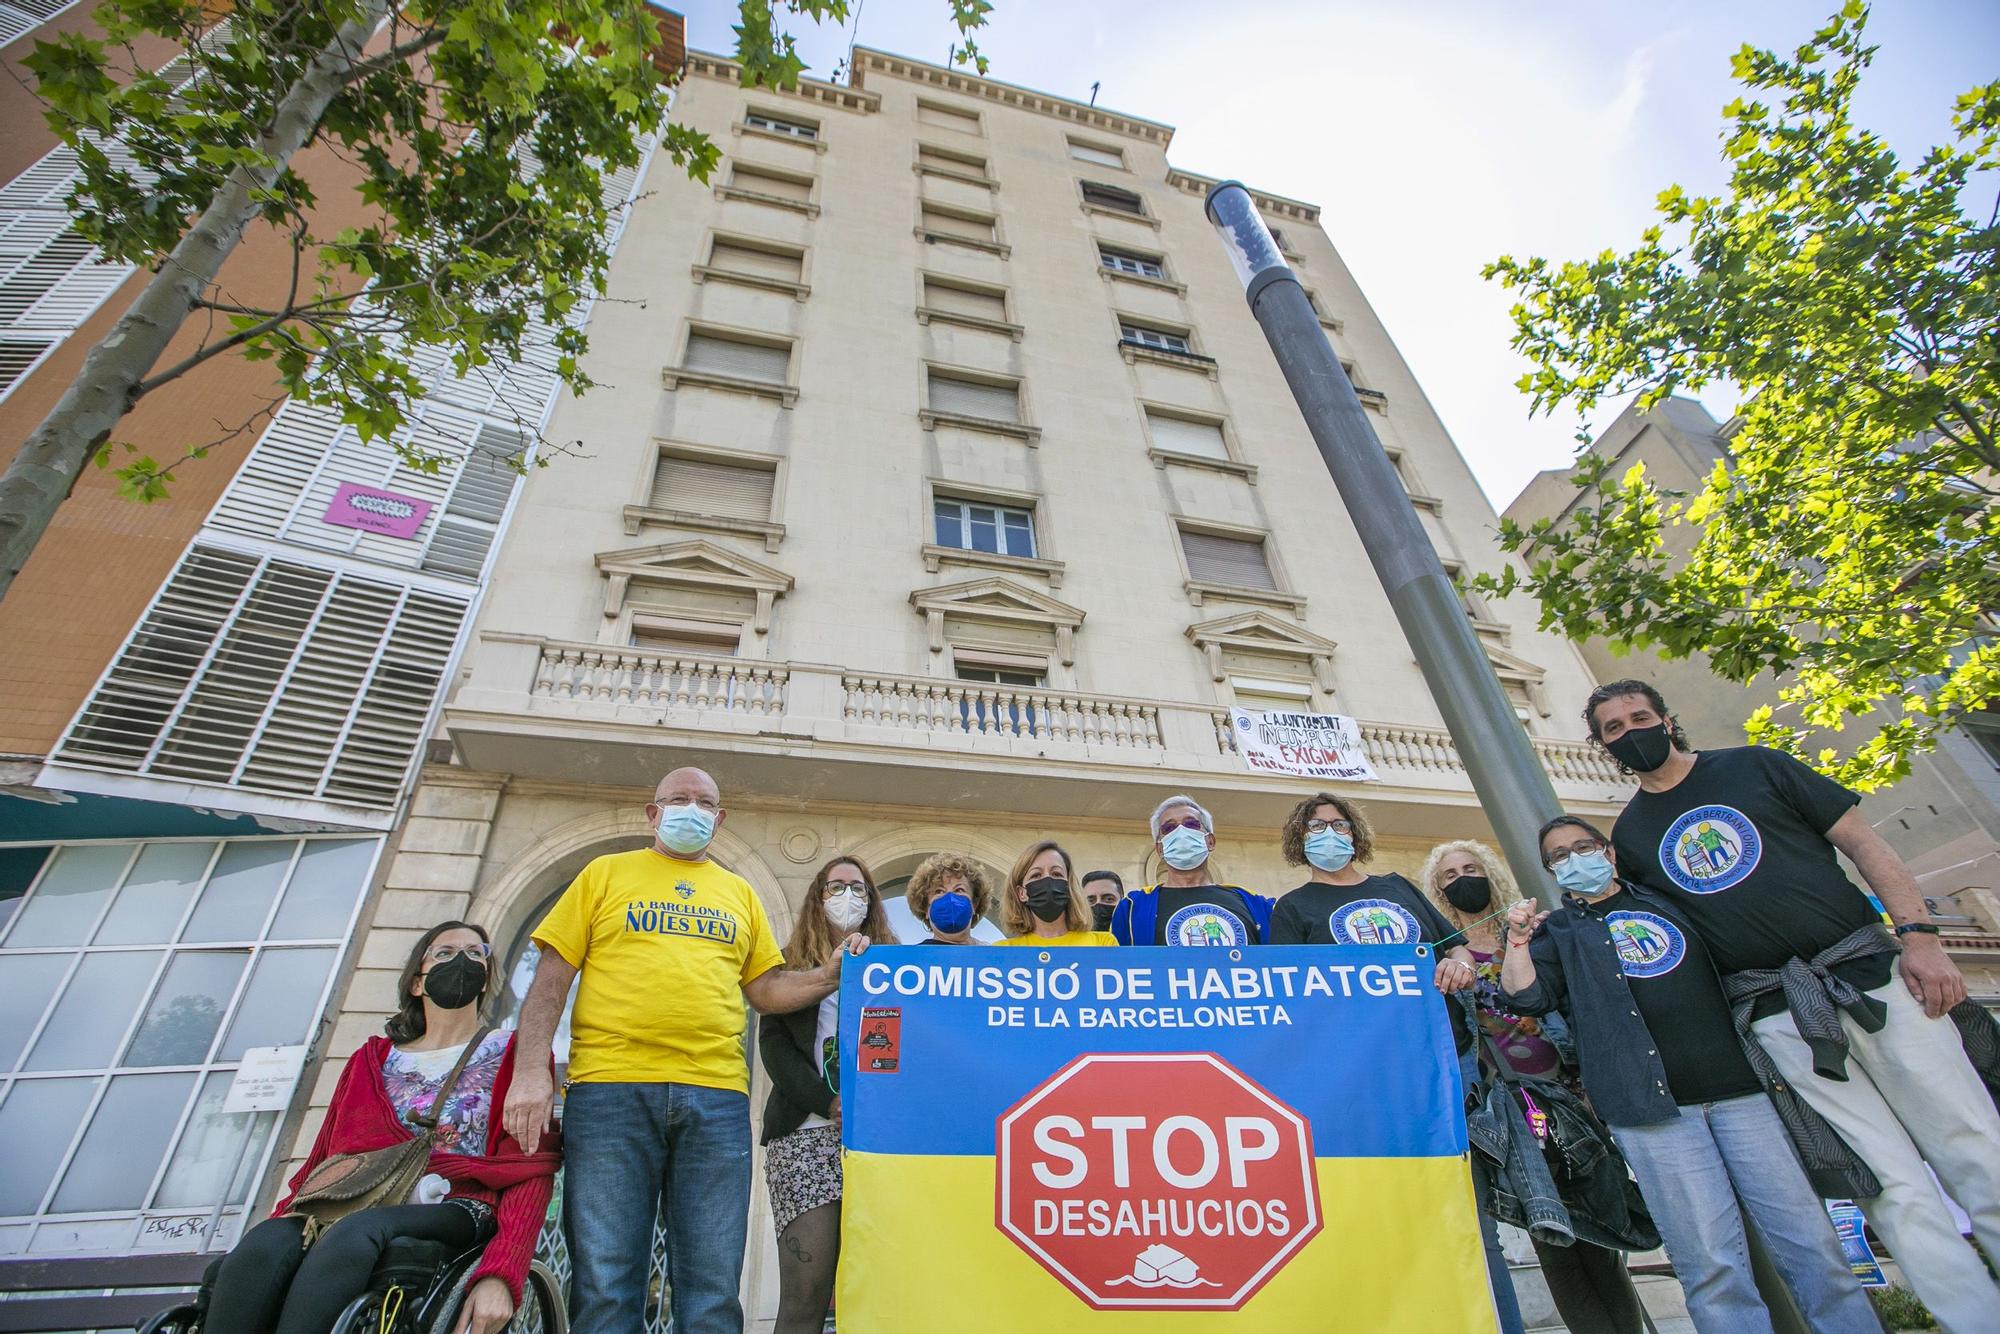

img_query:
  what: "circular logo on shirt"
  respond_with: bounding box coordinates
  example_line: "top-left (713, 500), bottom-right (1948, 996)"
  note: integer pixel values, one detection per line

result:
top-left (1657, 805), bottom-right (1762, 893)
top-left (1165, 904), bottom-right (1250, 947)
top-left (1604, 910), bottom-right (1687, 978)
top-left (1327, 898), bottom-right (1421, 945)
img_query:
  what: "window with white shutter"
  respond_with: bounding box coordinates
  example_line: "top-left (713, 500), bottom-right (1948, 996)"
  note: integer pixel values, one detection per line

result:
top-left (728, 164), bottom-right (811, 202)
top-left (922, 279), bottom-right (1006, 321)
top-left (649, 453), bottom-right (774, 520)
top-left (917, 144), bottom-right (987, 178)
top-left (1068, 141), bottom-right (1125, 169)
top-left (1147, 411), bottom-right (1229, 460)
top-left (55, 545), bottom-right (470, 810)
top-left (1099, 247), bottom-right (1164, 280)
top-left (917, 101), bottom-right (982, 134)
top-left (708, 240), bottom-right (803, 282)
top-left (1121, 323), bottom-right (1191, 354)
top-left (928, 372), bottom-right (1018, 423)
top-left (0, 1), bottom-right (81, 49)
top-left (919, 206), bottom-right (995, 243)
top-left (632, 617), bottom-right (742, 657)
top-left (744, 111), bottom-right (818, 140)
top-left (419, 423), bottom-right (521, 580)
top-left (683, 332), bottom-right (790, 384)
top-left (0, 147), bottom-right (136, 400)
top-left (1081, 182), bottom-right (1144, 216)
top-left (1180, 529), bottom-right (1277, 590)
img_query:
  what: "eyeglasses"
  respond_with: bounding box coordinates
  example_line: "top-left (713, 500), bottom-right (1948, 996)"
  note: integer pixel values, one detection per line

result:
top-left (659, 795), bottom-right (721, 813)
top-left (425, 942), bottom-right (491, 964)
top-left (1157, 816), bottom-right (1205, 836)
top-left (822, 881), bottom-right (869, 898)
top-left (1304, 819), bottom-right (1353, 835)
top-left (1544, 840), bottom-right (1607, 869)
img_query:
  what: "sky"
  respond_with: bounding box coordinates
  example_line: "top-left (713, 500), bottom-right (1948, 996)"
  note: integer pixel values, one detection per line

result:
top-left (684, 1), bottom-right (1999, 511)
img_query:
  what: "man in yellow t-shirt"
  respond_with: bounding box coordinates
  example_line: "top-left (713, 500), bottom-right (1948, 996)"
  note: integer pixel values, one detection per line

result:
top-left (500, 767), bottom-right (868, 1334)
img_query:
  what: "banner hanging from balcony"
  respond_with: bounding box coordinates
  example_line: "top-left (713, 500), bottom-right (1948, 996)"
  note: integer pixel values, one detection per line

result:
top-left (1227, 707), bottom-right (1380, 782)
top-left (837, 945), bottom-right (1493, 1332)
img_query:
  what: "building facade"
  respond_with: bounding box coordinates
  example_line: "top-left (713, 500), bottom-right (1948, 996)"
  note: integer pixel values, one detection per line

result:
top-left (284, 47), bottom-right (1629, 1323)
top-left (1506, 397), bottom-right (2000, 1001)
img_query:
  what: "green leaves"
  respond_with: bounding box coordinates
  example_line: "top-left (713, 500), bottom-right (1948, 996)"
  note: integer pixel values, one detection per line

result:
top-left (1481, 4), bottom-right (1999, 790)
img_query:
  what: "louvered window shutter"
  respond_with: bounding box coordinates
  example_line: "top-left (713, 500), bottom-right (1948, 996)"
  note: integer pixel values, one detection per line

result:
top-left (1149, 414), bottom-right (1228, 459)
top-left (731, 168), bottom-right (809, 202)
top-left (929, 374), bottom-right (1018, 422)
top-left (924, 281), bottom-right (1006, 320)
top-left (709, 242), bottom-right (802, 282)
top-left (0, 1), bottom-right (80, 45)
top-left (1181, 530), bottom-right (1276, 589)
top-left (920, 208), bottom-right (993, 241)
top-left (56, 546), bottom-right (469, 808)
top-left (650, 455), bottom-right (774, 520)
top-left (420, 424), bottom-right (521, 580)
top-left (0, 143), bottom-right (138, 397)
top-left (685, 333), bottom-right (789, 383)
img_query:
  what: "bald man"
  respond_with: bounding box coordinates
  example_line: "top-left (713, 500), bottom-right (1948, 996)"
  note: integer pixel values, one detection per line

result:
top-left (503, 767), bottom-right (866, 1333)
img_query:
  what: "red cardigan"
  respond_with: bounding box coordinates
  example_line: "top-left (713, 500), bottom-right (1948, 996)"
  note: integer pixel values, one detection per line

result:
top-left (274, 1032), bottom-right (561, 1305)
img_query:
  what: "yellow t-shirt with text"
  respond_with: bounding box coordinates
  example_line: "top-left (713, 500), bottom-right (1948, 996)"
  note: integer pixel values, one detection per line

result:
top-left (532, 848), bottom-right (781, 1092)
top-left (996, 930), bottom-right (1118, 948)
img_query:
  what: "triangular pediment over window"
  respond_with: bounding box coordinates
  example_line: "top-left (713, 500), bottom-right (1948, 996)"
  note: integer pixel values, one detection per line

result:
top-left (1481, 642), bottom-right (1552, 716)
top-left (1187, 610), bottom-right (1338, 691)
top-left (595, 539), bottom-right (794, 632)
top-left (911, 577), bottom-right (1085, 664)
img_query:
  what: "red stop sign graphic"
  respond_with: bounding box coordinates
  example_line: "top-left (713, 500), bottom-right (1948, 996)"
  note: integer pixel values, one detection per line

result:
top-left (995, 1053), bottom-right (1322, 1310)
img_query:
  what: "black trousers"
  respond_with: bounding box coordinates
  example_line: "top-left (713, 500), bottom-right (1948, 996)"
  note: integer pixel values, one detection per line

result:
top-left (1534, 1234), bottom-right (1647, 1334)
top-left (205, 1203), bottom-right (482, 1334)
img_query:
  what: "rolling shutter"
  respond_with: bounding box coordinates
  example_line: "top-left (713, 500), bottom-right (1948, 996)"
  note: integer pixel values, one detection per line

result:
top-left (1081, 182), bottom-right (1144, 215)
top-left (920, 207), bottom-right (993, 242)
top-left (55, 545), bottom-right (470, 809)
top-left (730, 167), bottom-right (809, 202)
top-left (685, 332), bottom-right (788, 383)
top-left (1180, 530), bottom-right (1276, 589)
top-left (928, 373), bottom-right (1017, 422)
top-left (917, 102), bottom-right (981, 133)
top-left (709, 241), bottom-right (802, 282)
top-left (1148, 413), bottom-right (1228, 460)
top-left (649, 454), bottom-right (773, 520)
top-left (1069, 142), bottom-right (1123, 168)
top-left (923, 281), bottom-right (1006, 321)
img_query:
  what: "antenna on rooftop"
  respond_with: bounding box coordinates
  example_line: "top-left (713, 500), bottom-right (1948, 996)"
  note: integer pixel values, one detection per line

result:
top-left (1089, 81), bottom-right (1100, 106)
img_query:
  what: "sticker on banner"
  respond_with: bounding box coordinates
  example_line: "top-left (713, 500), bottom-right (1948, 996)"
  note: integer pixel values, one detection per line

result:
top-left (1228, 708), bottom-right (1379, 783)
top-left (859, 1007), bottom-right (901, 1072)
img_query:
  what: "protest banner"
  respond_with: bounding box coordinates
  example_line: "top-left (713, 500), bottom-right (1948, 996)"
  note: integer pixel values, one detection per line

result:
top-left (1227, 708), bottom-right (1380, 782)
top-left (837, 944), bottom-right (1494, 1331)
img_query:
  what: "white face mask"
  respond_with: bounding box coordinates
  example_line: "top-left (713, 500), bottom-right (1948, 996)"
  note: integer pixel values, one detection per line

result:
top-left (823, 889), bottom-right (868, 932)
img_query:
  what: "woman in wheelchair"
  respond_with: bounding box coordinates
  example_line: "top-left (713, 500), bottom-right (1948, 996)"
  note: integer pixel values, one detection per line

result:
top-left (204, 921), bottom-right (562, 1333)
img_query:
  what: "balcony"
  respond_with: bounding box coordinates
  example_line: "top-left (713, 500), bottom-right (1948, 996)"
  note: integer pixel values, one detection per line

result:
top-left (443, 635), bottom-right (1631, 831)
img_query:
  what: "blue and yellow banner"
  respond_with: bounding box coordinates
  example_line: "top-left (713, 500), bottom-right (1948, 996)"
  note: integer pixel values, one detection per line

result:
top-left (837, 945), bottom-right (1496, 1331)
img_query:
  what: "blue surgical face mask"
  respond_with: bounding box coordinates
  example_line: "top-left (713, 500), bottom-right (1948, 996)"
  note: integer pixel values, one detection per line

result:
top-left (1555, 850), bottom-right (1615, 897)
top-left (1303, 828), bottom-right (1354, 873)
top-left (655, 804), bottom-right (716, 856)
top-left (927, 890), bottom-right (973, 935)
top-left (1159, 825), bottom-right (1210, 871)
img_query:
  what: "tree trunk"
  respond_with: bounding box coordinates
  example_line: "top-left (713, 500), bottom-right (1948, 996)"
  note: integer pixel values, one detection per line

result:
top-left (0, 0), bottom-right (390, 605)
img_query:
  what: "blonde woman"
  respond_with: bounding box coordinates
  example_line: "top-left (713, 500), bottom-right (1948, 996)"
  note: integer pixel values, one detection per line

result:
top-left (758, 856), bottom-right (899, 1334)
top-left (1423, 839), bottom-right (1645, 1334)
top-left (904, 852), bottom-right (994, 944)
top-left (994, 840), bottom-right (1116, 946)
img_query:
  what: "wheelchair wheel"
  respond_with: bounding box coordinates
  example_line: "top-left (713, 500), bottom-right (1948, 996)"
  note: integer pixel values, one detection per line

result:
top-left (134, 1306), bottom-right (204, 1334)
top-left (414, 1259), bottom-right (568, 1334)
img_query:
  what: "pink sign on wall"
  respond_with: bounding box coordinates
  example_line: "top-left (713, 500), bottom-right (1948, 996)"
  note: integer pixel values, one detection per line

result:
top-left (323, 482), bottom-right (432, 539)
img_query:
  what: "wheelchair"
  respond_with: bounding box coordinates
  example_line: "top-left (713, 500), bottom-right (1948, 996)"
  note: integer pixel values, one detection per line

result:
top-left (135, 1234), bottom-right (568, 1333)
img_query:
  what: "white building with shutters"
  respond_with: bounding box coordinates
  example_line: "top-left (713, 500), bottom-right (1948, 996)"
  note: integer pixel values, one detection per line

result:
top-left (289, 48), bottom-right (1633, 1325)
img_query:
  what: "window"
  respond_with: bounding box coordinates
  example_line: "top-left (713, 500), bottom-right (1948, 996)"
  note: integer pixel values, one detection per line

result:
top-left (1068, 140), bottom-right (1125, 169)
top-left (953, 658), bottom-right (1047, 735)
top-left (919, 205), bottom-right (996, 244)
top-left (0, 2), bottom-right (85, 47)
top-left (1504, 679), bottom-right (1536, 726)
top-left (1180, 529), bottom-right (1277, 590)
top-left (1969, 720), bottom-right (2000, 773)
top-left (631, 617), bottom-right (742, 657)
top-left (956, 665), bottom-right (1045, 687)
top-left (726, 163), bottom-right (811, 203)
top-left (744, 110), bottom-right (817, 140)
top-left (0, 143), bottom-right (140, 400)
top-left (1232, 676), bottom-right (1313, 713)
top-left (419, 423), bottom-right (521, 581)
top-left (1081, 182), bottom-right (1145, 216)
top-left (707, 239), bottom-right (803, 284)
top-left (927, 371), bottom-right (1019, 423)
top-left (923, 278), bottom-right (1007, 322)
top-left (934, 497), bottom-right (1035, 557)
top-left (917, 144), bottom-right (986, 177)
top-left (683, 331), bottom-right (790, 384)
top-left (1120, 322), bottom-right (1191, 354)
top-left (1146, 410), bottom-right (1229, 460)
top-left (1269, 225), bottom-right (1295, 253)
top-left (649, 453), bottom-right (775, 521)
top-left (1099, 247), bottom-right (1164, 280)
top-left (917, 100), bottom-right (982, 134)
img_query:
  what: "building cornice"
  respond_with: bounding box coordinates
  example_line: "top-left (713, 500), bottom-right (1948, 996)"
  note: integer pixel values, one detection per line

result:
top-left (851, 47), bottom-right (1174, 146)
top-left (1165, 168), bottom-right (1319, 223)
top-left (686, 50), bottom-right (881, 113)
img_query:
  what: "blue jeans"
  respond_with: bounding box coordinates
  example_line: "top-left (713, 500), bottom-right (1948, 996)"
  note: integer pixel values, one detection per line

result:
top-left (563, 1081), bottom-right (753, 1334)
top-left (1610, 1095), bottom-right (1878, 1334)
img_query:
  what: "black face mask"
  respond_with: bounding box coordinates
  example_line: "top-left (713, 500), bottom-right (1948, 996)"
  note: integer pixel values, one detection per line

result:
top-left (1605, 723), bottom-right (1674, 774)
top-left (1090, 901), bottom-right (1116, 932)
top-left (423, 953), bottom-right (487, 1010)
top-left (1024, 876), bottom-right (1071, 924)
top-left (1443, 875), bottom-right (1492, 914)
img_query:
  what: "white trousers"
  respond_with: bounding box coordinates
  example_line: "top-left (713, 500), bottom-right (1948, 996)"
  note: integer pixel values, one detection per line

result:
top-left (1754, 982), bottom-right (2000, 1334)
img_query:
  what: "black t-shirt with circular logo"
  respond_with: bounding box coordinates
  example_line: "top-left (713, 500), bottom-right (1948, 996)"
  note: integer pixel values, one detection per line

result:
top-left (1269, 873), bottom-right (1469, 1051)
top-left (1580, 890), bottom-right (1760, 1105)
top-left (1610, 747), bottom-right (1890, 998)
top-left (1148, 886), bottom-right (1261, 947)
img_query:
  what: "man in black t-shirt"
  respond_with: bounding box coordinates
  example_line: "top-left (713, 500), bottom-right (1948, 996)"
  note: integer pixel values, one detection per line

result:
top-left (1110, 794), bottom-right (1274, 946)
top-left (1588, 678), bottom-right (2000, 1327)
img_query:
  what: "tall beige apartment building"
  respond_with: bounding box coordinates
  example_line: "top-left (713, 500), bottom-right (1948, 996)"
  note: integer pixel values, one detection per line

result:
top-left (292, 48), bottom-right (1628, 1321)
